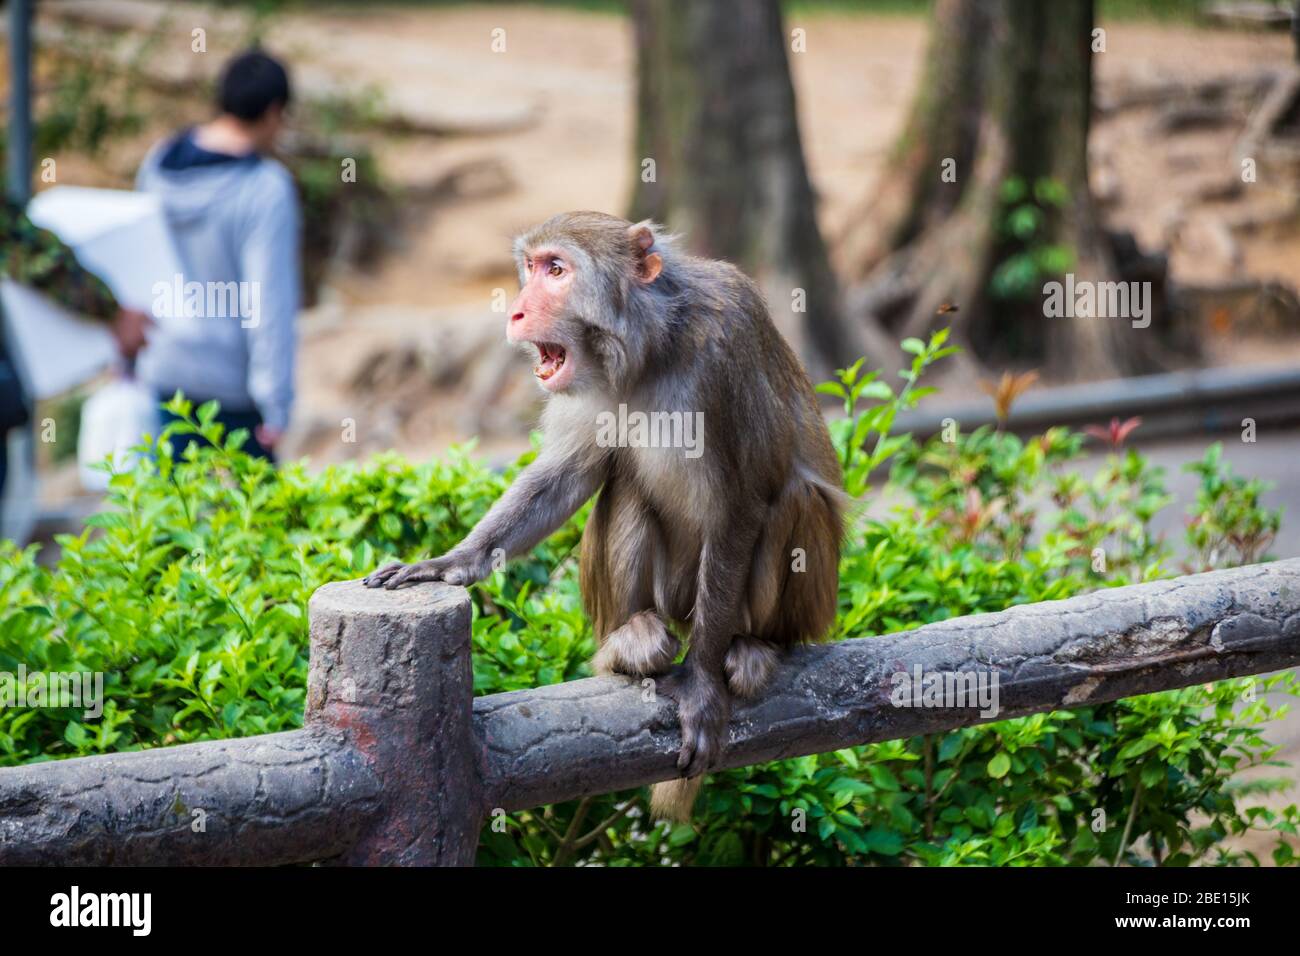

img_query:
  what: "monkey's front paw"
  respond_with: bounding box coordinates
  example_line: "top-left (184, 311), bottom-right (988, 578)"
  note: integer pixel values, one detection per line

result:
top-left (660, 669), bottom-right (729, 779)
top-left (362, 552), bottom-right (490, 590)
top-left (362, 561), bottom-right (409, 588)
top-left (592, 611), bottom-right (680, 678)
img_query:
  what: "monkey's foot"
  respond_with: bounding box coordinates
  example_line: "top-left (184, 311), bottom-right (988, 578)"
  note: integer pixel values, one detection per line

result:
top-left (657, 667), bottom-right (729, 778)
top-left (724, 636), bottom-right (780, 698)
top-left (592, 611), bottom-right (680, 678)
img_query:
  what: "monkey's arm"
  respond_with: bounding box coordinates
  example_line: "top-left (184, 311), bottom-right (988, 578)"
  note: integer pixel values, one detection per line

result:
top-left (364, 451), bottom-right (606, 590)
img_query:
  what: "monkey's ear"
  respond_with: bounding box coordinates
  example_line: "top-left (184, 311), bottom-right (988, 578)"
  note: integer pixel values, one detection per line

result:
top-left (629, 223), bottom-right (663, 284)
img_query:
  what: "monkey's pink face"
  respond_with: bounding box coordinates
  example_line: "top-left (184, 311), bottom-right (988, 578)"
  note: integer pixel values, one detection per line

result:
top-left (508, 248), bottom-right (579, 393)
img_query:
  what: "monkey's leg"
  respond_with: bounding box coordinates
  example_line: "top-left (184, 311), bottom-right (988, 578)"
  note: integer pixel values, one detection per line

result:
top-left (664, 516), bottom-right (764, 779)
top-left (582, 479), bottom-right (679, 678)
top-left (767, 478), bottom-right (842, 646)
top-left (716, 478), bottom-right (837, 701)
top-left (743, 476), bottom-right (841, 644)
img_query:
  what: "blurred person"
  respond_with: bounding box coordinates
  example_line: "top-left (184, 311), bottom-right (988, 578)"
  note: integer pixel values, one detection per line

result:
top-left (0, 200), bottom-right (150, 497)
top-left (135, 48), bottom-right (301, 462)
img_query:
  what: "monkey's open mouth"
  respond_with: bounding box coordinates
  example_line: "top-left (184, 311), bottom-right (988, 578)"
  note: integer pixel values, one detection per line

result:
top-left (533, 342), bottom-right (568, 382)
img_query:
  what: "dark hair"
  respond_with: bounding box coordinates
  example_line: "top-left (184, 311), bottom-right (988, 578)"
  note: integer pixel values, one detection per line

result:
top-left (216, 49), bottom-right (291, 122)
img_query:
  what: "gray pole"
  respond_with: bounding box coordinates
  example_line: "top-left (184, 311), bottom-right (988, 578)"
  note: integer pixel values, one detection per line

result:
top-left (6, 0), bottom-right (34, 205)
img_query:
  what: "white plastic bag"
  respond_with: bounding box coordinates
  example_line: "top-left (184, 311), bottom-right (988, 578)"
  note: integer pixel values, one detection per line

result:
top-left (77, 378), bottom-right (159, 491)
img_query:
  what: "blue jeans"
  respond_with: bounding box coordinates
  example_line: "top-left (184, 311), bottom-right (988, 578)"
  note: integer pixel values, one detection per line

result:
top-left (160, 405), bottom-right (275, 463)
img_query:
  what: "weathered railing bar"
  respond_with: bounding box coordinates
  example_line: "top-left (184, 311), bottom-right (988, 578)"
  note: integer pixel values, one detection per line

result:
top-left (1, 559), bottom-right (1298, 866)
top-left (476, 559), bottom-right (1300, 811)
top-left (0, 729), bottom-right (380, 865)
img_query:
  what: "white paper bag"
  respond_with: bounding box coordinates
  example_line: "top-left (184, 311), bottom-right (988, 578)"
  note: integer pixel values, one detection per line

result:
top-left (77, 378), bottom-right (159, 491)
top-left (25, 186), bottom-right (183, 312)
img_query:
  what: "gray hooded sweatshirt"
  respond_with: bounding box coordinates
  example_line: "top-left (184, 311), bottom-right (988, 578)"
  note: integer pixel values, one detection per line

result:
top-left (135, 130), bottom-right (301, 431)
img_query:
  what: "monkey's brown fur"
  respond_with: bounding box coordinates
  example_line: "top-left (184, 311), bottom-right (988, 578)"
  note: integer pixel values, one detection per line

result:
top-left (366, 211), bottom-right (844, 822)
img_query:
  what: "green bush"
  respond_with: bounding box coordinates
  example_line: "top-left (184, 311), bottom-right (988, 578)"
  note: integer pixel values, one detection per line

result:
top-left (1, 337), bottom-right (1297, 866)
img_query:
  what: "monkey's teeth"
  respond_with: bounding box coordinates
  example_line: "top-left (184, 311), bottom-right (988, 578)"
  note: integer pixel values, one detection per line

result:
top-left (533, 343), bottom-right (566, 381)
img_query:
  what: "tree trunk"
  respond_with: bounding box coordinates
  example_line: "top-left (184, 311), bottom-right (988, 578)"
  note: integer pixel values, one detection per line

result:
top-left (837, 0), bottom-right (993, 280)
top-left (843, 0), bottom-right (1185, 382)
top-left (629, 0), bottom-right (877, 379)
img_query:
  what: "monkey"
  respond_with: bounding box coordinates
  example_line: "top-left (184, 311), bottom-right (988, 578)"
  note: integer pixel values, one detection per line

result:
top-left (364, 211), bottom-right (844, 821)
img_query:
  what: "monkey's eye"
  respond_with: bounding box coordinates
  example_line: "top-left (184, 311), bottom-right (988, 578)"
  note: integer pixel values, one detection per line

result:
top-left (548, 263), bottom-right (564, 278)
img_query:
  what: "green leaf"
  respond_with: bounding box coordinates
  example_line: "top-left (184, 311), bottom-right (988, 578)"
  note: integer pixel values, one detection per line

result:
top-left (1118, 737), bottom-right (1160, 761)
top-left (834, 748), bottom-right (860, 770)
top-left (64, 721), bottom-right (89, 748)
top-left (987, 752), bottom-right (1012, 779)
top-left (667, 823), bottom-right (696, 847)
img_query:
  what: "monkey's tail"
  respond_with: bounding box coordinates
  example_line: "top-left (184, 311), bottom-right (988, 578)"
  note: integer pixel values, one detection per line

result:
top-left (649, 777), bottom-right (704, 823)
